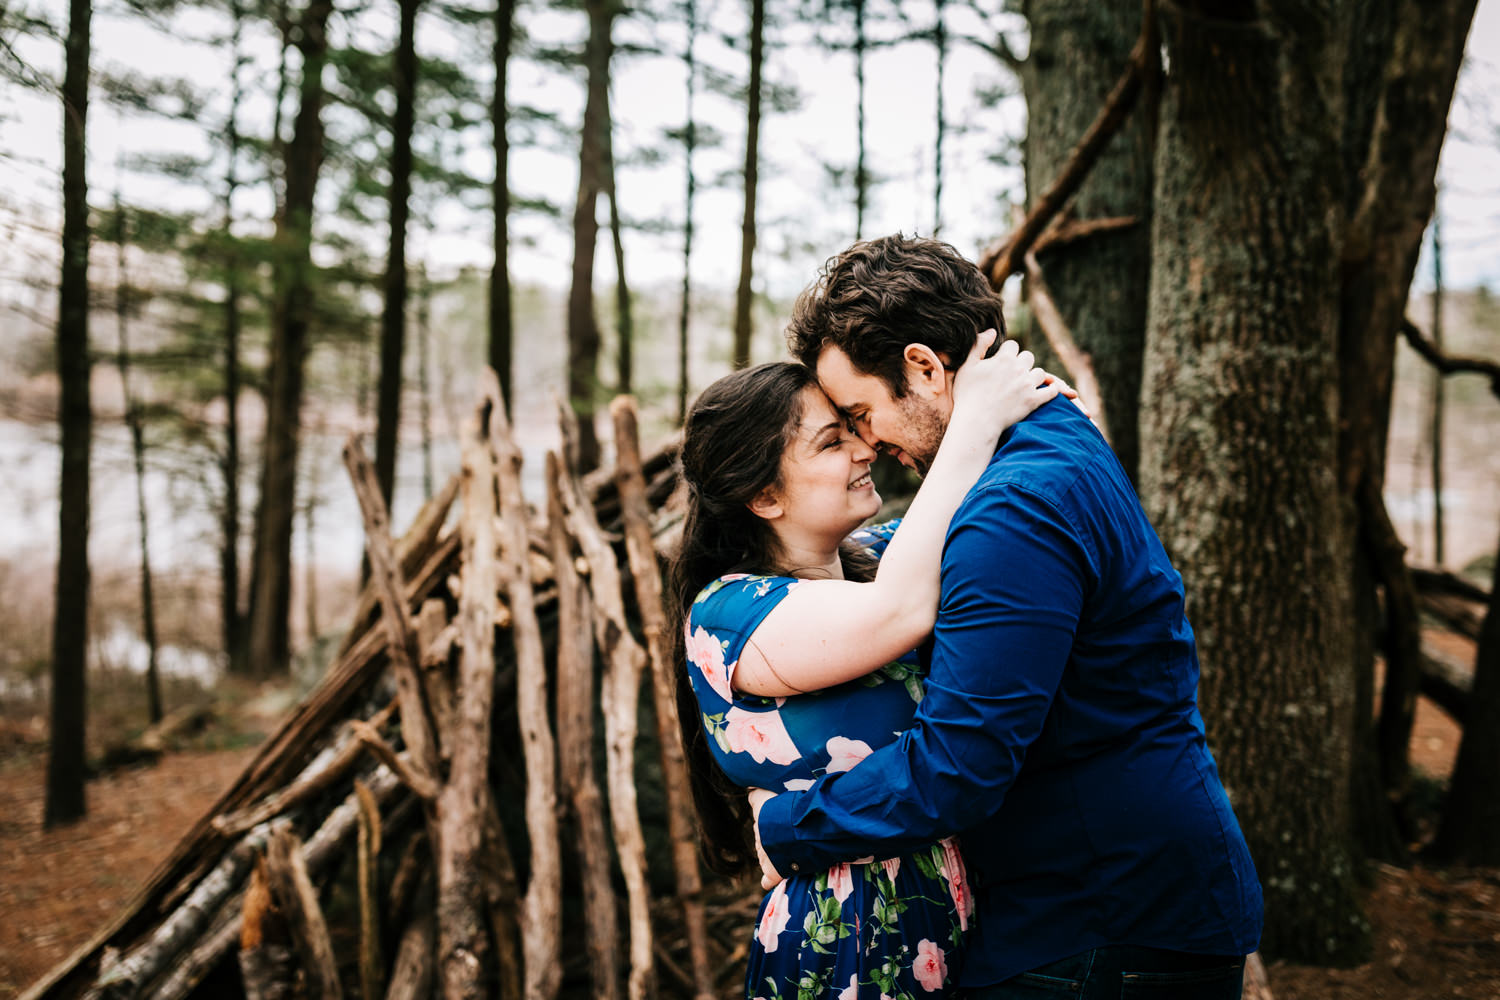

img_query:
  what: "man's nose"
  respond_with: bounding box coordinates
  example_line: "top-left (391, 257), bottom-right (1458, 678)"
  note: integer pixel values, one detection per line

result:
top-left (850, 434), bottom-right (878, 462)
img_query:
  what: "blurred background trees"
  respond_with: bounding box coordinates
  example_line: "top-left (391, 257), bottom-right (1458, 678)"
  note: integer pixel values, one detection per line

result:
top-left (2, 0), bottom-right (1499, 973)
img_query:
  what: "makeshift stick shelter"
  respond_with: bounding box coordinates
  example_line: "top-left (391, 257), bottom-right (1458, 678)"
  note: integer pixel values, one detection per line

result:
top-left (24, 373), bottom-right (731, 1000)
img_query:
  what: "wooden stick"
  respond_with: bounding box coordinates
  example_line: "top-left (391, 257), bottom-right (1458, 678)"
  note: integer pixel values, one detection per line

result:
top-left (237, 858), bottom-right (294, 1000)
top-left (1400, 317), bottom-right (1500, 398)
top-left (264, 824), bottom-right (343, 1000)
top-left (555, 398), bottom-right (655, 1000)
top-left (1243, 951), bottom-right (1274, 1000)
top-left (355, 779), bottom-right (384, 1000)
top-left (439, 368), bottom-right (512, 998)
top-left (1359, 473), bottom-right (1422, 798)
top-left (611, 396), bottom-right (714, 1000)
top-left (384, 886), bottom-right (435, 1000)
top-left (1030, 214), bottom-right (1140, 258)
top-left (343, 435), bottom-right (442, 785)
top-left (149, 895), bottom-right (250, 1000)
top-left (350, 720), bottom-right (440, 802)
top-left (978, 2), bottom-right (1157, 286)
top-left (416, 597), bottom-right (457, 751)
top-left (1022, 251), bottom-right (1112, 445)
top-left (480, 801), bottom-right (525, 1000)
top-left (338, 472), bottom-right (461, 658)
top-left (487, 376), bottom-right (563, 1000)
top-left (213, 702), bottom-right (397, 838)
top-left (549, 451), bottom-right (623, 1000)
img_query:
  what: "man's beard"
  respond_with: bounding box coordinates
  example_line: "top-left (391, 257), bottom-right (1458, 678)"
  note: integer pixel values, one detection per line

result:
top-left (895, 392), bottom-right (946, 477)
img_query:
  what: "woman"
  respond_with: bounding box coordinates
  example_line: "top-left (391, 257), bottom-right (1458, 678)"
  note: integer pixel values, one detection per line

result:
top-left (670, 334), bottom-right (1061, 998)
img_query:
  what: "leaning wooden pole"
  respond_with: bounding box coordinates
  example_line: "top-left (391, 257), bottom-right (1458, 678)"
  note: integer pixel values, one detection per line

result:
top-left (491, 375), bottom-right (563, 1000)
top-left (439, 370), bottom-right (509, 996)
top-left (555, 399), bottom-right (655, 1000)
top-left (611, 396), bottom-right (713, 1000)
top-left (549, 451), bottom-right (623, 1000)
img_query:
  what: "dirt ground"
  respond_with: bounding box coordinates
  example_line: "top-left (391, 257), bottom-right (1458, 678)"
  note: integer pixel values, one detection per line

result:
top-left (1, 701), bottom-right (1496, 1000)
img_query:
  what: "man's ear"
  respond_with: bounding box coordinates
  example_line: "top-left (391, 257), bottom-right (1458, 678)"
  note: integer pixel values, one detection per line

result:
top-left (902, 344), bottom-right (948, 398)
top-left (747, 486), bottom-right (783, 522)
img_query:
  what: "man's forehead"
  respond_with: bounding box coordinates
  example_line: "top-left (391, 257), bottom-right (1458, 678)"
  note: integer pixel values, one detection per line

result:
top-left (814, 345), bottom-right (881, 409)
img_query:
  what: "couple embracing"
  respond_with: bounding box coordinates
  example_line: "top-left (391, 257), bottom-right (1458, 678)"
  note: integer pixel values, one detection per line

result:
top-left (668, 235), bottom-right (1263, 1000)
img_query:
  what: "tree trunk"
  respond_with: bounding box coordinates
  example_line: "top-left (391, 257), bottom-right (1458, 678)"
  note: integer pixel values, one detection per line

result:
top-left (1428, 206), bottom-right (1444, 564)
top-left (931, 0), bottom-right (944, 237)
top-left (1020, 0), bottom-right (1151, 484)
top-left (46, 0), bottom-right (92, 828)
top-left (248, 0), bottom-right (334, 677)
top-left (854, 0), bottom-right (866, 240)
top-left (677, 0), bottom-right (697, 424)
top-left (1335, 0), bottom-right (1476, 853)
top-left (567, 0), bottom-right (613, 471)
top-left (376, 0), bottom-right (422, 510)
top-left (731, 0), bottom-right (763, 370)
top-left (1431, 527), bottom-right (1500, 863)
top-left (113, 197), bottom-right (162, 725)
top-left (1138, 1), bottom-right (1366, 963)
top-left (416, 263), bottom-right (434, 498)
top-left (490, 0), bottom-right (514, 414)
top-left (603, 87), bottom-right (633, 396)
top-left (223, 0), bottom-right (246, 673)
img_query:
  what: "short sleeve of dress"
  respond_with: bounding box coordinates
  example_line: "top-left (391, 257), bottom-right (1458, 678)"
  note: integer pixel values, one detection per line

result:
top-left (848, 517), bottom-right (902, 560)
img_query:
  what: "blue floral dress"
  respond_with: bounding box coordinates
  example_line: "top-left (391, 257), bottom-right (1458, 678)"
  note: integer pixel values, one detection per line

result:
top-left (683, 521), bottom-right (972, 1000)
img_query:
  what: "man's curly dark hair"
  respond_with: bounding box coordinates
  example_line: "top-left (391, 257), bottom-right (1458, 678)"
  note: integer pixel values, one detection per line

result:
top-left (785, 234), bottom-right (1007, 399)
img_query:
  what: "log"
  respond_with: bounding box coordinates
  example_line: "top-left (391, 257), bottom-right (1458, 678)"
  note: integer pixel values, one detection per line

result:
top-left (1243, 951), bottom-right (1274, 1000)
top-left (145, 892), bottom-right (249, 1000)
top-left (494, 379), bottom-right (563, 1000)
top-left (237, 858), bottom-right (293, 1000)
top-left (384, 888), bottom-right (435, 1000)
top-left (439, 370), bottom-right (511, 998)
top-left (264, 824), bottom-right (342, 1000)
top-left (1422, 640), bottom-right (1473, 726)
top-left (355, 780), bottom-right (384, 1000)
top-left (480, 801), bottom-right (524, 1000)
top-left (611, 396), bottom-right (714, 1000)
top-left (555, 399), bottom-right (655, 1000)
top-left (416, 598), bottom-right (457, 750)
top-left (1360, 475), bottom-right (1423, 795)
top-left (549, 452), bottom-right (622, 1000)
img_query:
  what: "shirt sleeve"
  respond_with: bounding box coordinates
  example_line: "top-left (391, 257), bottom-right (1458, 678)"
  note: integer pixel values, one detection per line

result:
top-left (757, 483), bottom-right (1092, 872)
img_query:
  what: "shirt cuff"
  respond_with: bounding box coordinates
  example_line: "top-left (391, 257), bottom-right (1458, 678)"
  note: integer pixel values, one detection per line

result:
top-left (758, 789), bottom-right (810, 878)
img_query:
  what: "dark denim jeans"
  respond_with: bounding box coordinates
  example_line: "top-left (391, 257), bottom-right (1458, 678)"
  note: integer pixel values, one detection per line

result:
top-left (965, 946), bottom-right (1245, 1000)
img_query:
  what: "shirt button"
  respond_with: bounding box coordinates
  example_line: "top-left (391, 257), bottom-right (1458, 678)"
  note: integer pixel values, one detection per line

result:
top-left (789, 863), bottom-right (799, 871)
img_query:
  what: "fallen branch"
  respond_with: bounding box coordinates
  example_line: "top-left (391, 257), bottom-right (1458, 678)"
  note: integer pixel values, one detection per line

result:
top-left (1022, 251), bottom-right (1112, 445)
top-left (264, 824), bottom-right (342, 1000)
top-left (349, 721), bottom-right (440, 802)
top-left (978, 3), bottom-right (1157, 286)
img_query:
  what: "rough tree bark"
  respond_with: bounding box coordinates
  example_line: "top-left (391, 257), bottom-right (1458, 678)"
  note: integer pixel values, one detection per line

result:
top-left (603, 86), bottom-right (633, 396)
top-left (566, 0), bottom-right (615, 471)
top-left (1138, 0), bottom-right (1366, 963)
top-left (247, 0), bottom-right (334, 676)
top-left (375, 0), bottom-right (422, 508)
top-left (222, 0), bottom-right (246, 671)
top-left (1020, 0), bottom-right (1151, 483)
top-left (731, 0), bottom-right (764, 370)
top-left (677, 0), bottom-right (697, 424)
top-left (46, 0), bottom-right (93, 829)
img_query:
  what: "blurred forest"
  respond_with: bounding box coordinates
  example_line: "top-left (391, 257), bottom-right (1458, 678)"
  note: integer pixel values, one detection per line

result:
top-left (2, 0), bottom-right (1500, 997)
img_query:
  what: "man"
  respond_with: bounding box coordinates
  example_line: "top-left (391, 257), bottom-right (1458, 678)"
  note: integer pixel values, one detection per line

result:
top-left (751, 235), bottom-right (1263, 998)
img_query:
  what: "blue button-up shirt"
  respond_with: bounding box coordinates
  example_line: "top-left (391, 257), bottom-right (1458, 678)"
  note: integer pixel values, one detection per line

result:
top-left (757, 395), bottom-right (1263, 986)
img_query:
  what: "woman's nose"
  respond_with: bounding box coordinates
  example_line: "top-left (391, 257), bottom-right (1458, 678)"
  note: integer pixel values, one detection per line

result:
top-left (851, 435), bottom-right (878, 462)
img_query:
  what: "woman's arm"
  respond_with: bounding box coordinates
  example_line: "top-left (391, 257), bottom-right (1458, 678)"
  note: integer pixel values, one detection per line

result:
top-left (731, 333), bottom-right (1058, 697)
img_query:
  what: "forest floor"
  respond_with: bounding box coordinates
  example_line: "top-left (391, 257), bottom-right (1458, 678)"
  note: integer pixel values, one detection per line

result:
top-left (2, 665), bottom-right (1497, 1000)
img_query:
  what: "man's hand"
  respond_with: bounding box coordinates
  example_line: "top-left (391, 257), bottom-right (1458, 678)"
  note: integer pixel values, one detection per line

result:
top-left (747, 787), bottom-right (784, 891)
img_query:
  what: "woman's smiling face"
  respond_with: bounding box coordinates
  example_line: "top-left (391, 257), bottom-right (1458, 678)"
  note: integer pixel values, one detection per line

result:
top-left (762, 386), bottom-right (882, 543)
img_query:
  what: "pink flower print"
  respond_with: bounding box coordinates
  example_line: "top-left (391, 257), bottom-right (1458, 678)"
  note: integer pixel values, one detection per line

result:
top-left (913, 939), bottom-right (948, 992)
top-left (755, 881), bottom-right (792, 953)
top-left (824, 736), bottom-right (874, 773)
top-left (880, 857), bottom-right (901, 884)
top-left (684, 625), bottom-right (733, 703)
top-left (723, 706), bottom-right (800, 765)
top-left (782, 778), bottom-right (814, 791)
top-left (826, 862), bottom-right (855, 904)
top-left (838, 974), bottom-right (859, 1000)
top-left (939, 838), bottom-right (973, 930)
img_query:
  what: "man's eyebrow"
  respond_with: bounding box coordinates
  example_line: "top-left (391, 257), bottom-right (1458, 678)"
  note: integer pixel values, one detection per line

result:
top-left (806, 419), bottom-right (843, 445)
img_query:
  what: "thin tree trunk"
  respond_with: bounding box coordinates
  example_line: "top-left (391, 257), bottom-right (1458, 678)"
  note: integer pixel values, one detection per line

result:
top-left (1019, 0), bottom-right (1151, 484)
top-left (113, 194), bottom-right (162, 724)
top-left (731, 0), bottom-right (764, 369)
top-left (46, 0), bottom-right (92, 829)
top-left (677, 0), bottom-right (697, 424)
top-left (376, 0), bottom-right (421, 510)
top-left (223, 0), bottom-right (246, 673)
top-left (603, 87), bottom-right (632, 396)
top-left (1139, 1), bottom-right (1365, 962)
top-left (854, 0), bottom-right (866, 240)
top-left (932, 0), bottom-right (944, 237)
top-left (567, 0), bottom-right (614, 470)
top-left (248, 0), bottom-right (334, 676)
top-left (1429, 203), bottom-right (1445, 565)
top-left (490, 0), bottom-right (514, 414)
top-left (416, 263), bottom-right (434, 498)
